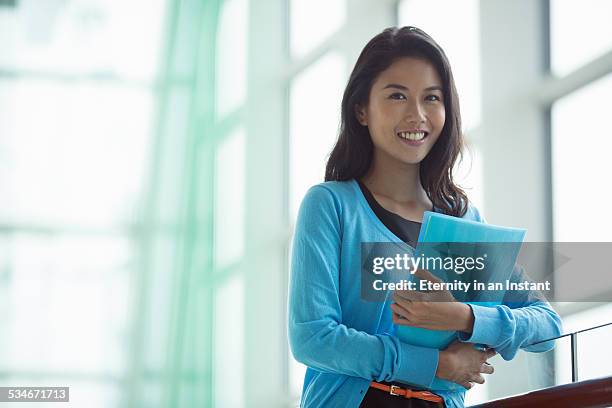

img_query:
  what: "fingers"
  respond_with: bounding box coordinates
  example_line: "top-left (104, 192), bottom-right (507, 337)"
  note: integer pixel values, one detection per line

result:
top-left (390, 302), bottom-right (410, 317)
top-left (393, 289), bottom-right (424, 302)
top-left (460, 372), bottom-right (486, 390)
top-left (460, 381), bottom-right (472, 390)
top-left (484, 348), bottom-right (497, 360)
top-left (391, 311), bottom-right (409, 325)
top-left (471, 374), bottom-right (485, 385)
top-left (391, 304), bottom-right (412, 325)
top-left (392, 293), bottom-right (411, 306)
top-left (414, 268), bottom-right (443, 284)
top-left (481, 363), bottom-right (494, 375)
top-left (392, 312), bottom-right (401, 324)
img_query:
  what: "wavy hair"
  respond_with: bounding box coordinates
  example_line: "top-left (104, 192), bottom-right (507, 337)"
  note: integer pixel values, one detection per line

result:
top-left (325, 26), bottom-right (468, 217)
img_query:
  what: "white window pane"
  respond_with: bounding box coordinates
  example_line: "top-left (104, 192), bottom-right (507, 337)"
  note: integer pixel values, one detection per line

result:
top-left (453, 141), bottom-right (484, 211)
top-left (0, 0), bottom-right (167, 81)
top-left (215, 0), bottom-right (248, 119)
top-left (290, 0), bottom-right (346, 58)
top-left (289, 52), bottom-right (345, 221)
top-left (398, 0), bottom-right (481, 131)
top-left (0, 79), bottom-right (153, 229)
top-left (557, 304), bottom-right (612, 382)
top-left (1, 234), bottom-right (131, 375)
top-left (62, 381), bottom-right (120, 408)
top-left (550, 0), bottom-right (612, 77)
top-left (0, 235), bottom-right (11, 358)
top-left (576, 320), bottom-right (612, 381)
top-left (214, 128), bottom-right (245, 269)
top-left (553, 335), bottom-right (574, 386)
top-left (213, 274), bottom-right (245, 408)
top-left (552, 74), bottom-right (612, 241)
top-left (561, 304), bottom-right (612, 336)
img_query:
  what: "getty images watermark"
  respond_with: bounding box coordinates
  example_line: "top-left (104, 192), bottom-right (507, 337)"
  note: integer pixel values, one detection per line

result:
top-left (361, 242), bottom-right (612, 303)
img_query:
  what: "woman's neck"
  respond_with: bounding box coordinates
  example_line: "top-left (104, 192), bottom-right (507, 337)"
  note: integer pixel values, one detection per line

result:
top-left (360, 157), bottom-right (430, 205)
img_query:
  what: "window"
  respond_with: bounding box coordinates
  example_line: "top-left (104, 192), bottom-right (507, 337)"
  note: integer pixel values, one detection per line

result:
top-left (0, 0), bottom-right (167, 404)
top-left (290, 0), bottom-right (346, 58)
top-left (289, 52), bottom-right (345, 222)
top-left (550, 0), bottom-right (612, 76)
top-left (551, 74), bottom-right (612, 242)
top-left (549, 1), bottom-right (612, 394)
top-left (0, 0), bottom-right (166, 81)
top-left (215, 0), bottom-right (248, 119)
top-left (211, 0), bottom-right (249, 406)
top-left (214, 128), bottom-right (246, 270)
top-left (555, 304), bottom-right (612, 383)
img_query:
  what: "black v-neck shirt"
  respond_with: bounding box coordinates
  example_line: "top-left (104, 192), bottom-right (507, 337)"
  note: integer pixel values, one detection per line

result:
top-left (357, 180), bottom-right (427, 247)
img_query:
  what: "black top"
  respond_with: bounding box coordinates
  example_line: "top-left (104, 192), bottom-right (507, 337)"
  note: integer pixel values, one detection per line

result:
top-left (357, 180), bottom-right (425, 247)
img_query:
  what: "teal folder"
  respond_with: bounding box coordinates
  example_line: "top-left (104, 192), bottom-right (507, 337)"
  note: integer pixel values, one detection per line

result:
top-left (395, 211), bottom-right (526, 391)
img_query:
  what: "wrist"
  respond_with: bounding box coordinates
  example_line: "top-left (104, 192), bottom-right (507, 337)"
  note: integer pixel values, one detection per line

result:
top-left (436, 350), bottom-right (448, 378)
top-left (458, 303), bottom-right (474, 333)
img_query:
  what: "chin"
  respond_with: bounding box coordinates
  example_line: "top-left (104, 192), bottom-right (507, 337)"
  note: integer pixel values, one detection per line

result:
top-left (394, 155), bottom-right (426, 166)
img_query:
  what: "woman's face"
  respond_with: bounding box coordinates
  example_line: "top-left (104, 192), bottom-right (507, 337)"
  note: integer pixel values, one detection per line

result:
top-left (356, 57), bottom-right (446, 166)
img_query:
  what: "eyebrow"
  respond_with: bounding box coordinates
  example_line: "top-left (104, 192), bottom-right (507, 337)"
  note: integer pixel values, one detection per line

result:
top-left (382, 83), bottom-right (443, 92)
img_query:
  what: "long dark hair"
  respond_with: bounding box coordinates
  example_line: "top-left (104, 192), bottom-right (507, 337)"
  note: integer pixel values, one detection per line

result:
top-left (325, 26), bottom-right (468, 217)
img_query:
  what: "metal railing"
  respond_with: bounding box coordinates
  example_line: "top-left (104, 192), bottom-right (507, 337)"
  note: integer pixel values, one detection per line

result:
top-left (529, 321), bottom-right (612, 383)
top-left (469, 321), bottom-right (612, 407)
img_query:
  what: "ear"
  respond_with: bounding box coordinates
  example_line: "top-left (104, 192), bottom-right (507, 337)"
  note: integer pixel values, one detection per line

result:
top-left (355, 104), bottom-right (368, 126)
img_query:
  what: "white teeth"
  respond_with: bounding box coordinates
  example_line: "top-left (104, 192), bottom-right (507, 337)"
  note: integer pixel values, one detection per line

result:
top-left (398, 131), bottom-right (426, 141)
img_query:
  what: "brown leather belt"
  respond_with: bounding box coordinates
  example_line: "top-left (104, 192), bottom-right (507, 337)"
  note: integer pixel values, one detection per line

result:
top-left (369, 381), bottom-right (444, 403)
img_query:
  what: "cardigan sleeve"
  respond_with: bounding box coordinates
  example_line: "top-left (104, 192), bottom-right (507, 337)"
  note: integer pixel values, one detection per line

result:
top-left (457, 205), bottom-right (563, 360)
top-left (288, 185), bottom-right (439, 388)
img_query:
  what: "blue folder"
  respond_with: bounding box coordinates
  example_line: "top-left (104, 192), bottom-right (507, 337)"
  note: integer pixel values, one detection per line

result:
top-left (394, 211), bottom-right (526, 391)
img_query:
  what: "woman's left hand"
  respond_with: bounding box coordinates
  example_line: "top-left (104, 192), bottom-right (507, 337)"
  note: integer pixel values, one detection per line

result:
top-left (391, 269), bottom-right (474, 332)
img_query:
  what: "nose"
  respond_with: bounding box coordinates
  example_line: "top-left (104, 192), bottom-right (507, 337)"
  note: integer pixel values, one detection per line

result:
top-left (403, 97), bottom-right (426, 124)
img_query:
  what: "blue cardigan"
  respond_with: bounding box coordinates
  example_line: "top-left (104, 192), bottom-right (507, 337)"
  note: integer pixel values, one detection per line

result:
top-left (288, 179), bottom-right (562, 408)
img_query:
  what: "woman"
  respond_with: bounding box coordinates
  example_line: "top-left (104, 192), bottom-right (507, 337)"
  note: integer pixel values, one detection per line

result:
top-left (288, 26), bottom-right (562, 408)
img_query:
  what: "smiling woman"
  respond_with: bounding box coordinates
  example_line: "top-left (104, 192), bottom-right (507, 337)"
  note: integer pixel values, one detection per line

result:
top-left (287, 26), bottom-right (562, 408)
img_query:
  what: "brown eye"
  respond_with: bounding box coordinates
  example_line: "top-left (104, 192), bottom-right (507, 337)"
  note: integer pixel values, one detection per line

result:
top-left (389, 93), bottom-right (406, 100)
top-left (426, 94), bottom-right (441, 102)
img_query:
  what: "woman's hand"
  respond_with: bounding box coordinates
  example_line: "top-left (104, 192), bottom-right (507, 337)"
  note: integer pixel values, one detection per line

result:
top-left (436, 340), bottom-right (496, 389)
top-left (391, 269), bottom-right (474, 332)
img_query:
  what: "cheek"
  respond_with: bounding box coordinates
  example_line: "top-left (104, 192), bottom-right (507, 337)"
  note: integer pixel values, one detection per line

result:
top-left (367, 106), bottom-right (394, 137)
top-left (436, 107), bottom-right (446, 126)
top-left (368, 103), bottom-right (393, 124)
top-left (431, 107), bottom-right (446, 130)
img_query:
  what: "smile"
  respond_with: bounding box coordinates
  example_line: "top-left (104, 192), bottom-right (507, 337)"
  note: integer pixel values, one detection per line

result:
top-left (396, 130), bottom-right (429, 145)
top-left (397, 131), bottom-right (427, 141)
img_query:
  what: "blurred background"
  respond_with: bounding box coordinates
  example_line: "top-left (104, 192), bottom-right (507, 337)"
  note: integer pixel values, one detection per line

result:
top-left (0, 0), bottom-right (611, 407)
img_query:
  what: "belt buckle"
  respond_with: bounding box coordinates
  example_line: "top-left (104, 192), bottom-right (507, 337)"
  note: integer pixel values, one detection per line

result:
top-left (389, 385), bottom-right (401, 396)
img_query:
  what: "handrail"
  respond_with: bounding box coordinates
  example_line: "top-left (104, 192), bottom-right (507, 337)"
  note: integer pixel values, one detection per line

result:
top-left (468, 375), bottom-right (612, 408)
top-left (467, 322), bottom-right (612, 406)
top-left (528, 321), bottom-right (612, 346)
top-left (527, 321), bottom-right (612, 382)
